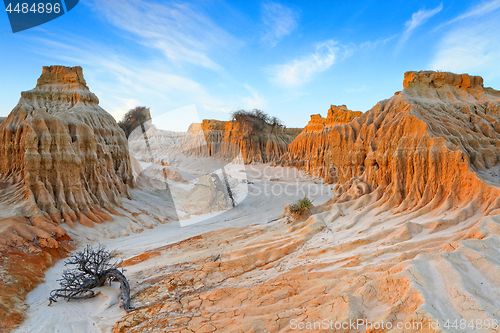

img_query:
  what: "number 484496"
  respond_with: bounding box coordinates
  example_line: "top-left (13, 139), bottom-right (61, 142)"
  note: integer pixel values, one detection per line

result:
top-left (5, 3), bottom-right (61, 14)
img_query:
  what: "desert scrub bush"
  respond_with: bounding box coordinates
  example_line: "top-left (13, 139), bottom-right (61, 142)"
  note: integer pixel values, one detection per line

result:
top-left (230, 109), bottom-right (284, 135)
top-left (118, 106), bottom-right (152, 138)
top-left (49, 245), bottom-right (132, 311)
top-left (290, 196), bottom-right (313, 215)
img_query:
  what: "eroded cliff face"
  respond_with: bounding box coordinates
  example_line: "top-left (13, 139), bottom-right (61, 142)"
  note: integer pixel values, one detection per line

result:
top-left (184, 119), bottom-right (301, 164)
top-left (300, 104), bottom-right (362, 133)
top-left (129, 118), bottom-right (300, 166)
top-left (326, 104), bottom-right (363, 125)
top-left (280, 104), bottom-right (362, 172)
top-left (282, 71), bottom-right (500, 215)
top-left (0, 66), bottom-right (135, 248)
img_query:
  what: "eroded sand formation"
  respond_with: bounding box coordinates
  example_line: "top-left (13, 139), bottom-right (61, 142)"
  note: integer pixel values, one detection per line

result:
top-left (128, 122), bottom-right (186, 164)
top-left (282, 71), bottom-right (500, 215)
top-left (131, 118), bottom-right (302, 165)
top-left (113, 72), bottom-right (500, 332)
top-left (0, 66), bottom-right (136, 331)
top-left (0, 66), bottom-right (135, 238)
top-left (278, 105), bottom-right (362, 174)
top-left (185, 119), bottom-right (301, 164)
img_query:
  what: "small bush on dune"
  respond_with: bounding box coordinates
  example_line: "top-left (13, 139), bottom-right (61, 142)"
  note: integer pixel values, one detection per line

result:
top-left (290, 196), bottom-right (313, 215)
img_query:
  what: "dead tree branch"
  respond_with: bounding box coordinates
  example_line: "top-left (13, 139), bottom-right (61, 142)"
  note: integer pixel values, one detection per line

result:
top-left (49, 245), bottom-right (132, 311)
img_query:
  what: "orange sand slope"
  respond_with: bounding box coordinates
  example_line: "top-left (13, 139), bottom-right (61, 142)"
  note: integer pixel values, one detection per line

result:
top-left (115, 71), bottom-right (500, 332)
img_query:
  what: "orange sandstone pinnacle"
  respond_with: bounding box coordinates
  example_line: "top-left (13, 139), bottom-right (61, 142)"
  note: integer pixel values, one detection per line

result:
top-left (0, 66), bottom-right (135, 243)
top-left (302, 105), bottom-right (362, 133)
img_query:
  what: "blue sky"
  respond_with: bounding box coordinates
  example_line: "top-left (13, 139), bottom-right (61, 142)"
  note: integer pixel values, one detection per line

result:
top-left (1, 0), bottom-right (500, 129)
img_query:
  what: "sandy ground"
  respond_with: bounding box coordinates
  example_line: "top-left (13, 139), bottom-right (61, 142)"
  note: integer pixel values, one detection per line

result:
top-left (15, 161), bottom-right (334, 333)
top-left (16, 156), bottom-right (500, 333)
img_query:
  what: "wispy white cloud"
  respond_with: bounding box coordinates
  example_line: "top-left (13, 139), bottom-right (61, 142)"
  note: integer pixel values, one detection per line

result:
top-left (30, 36), bottom-right (233, 119)
top-left (345, 85), bottom-right (368, 93)
top-left (397, 4), bottom-right (443, 50)
top-left (109, 97), bottom-right (141, 121)
top-left (242, 84), bottom-right (266, 110)
top-left (270, 40), bottom-right (338, 87)
top-left (359, 35), bottom-right (397, 49)
top-left (446, 0), bottom-right (500, 24)
top-left (430, 4), bottom-right (500, 79)
top-left (91, 0), bottom-right (240, 69)
top-left (261, 1), bottom-right (299, 47)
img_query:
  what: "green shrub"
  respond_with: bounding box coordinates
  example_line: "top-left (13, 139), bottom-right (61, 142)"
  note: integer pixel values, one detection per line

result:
top-left (290, 196), bottom-right (313, 214)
